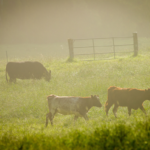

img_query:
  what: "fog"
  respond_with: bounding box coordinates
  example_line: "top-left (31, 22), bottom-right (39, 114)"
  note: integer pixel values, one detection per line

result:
top-left (0, 0), bottom-right (150, 44)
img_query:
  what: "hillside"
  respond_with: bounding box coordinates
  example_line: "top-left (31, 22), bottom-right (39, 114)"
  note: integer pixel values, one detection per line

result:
top-left (1, 52), bottom-right (150, 149)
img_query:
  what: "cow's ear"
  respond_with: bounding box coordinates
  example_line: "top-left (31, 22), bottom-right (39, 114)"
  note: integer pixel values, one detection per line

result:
top-left (47, 95), bottom-right (50, 100)
top-left (47, 95), bottom-right (55, 100)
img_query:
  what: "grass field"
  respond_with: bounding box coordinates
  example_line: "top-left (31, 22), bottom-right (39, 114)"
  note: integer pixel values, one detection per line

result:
top-left (1, 41), bottom-right (150, 149)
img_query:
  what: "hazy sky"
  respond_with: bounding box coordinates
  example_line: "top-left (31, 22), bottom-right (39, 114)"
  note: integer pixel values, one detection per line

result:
top-left (0, 0), bottom-right (150, 44)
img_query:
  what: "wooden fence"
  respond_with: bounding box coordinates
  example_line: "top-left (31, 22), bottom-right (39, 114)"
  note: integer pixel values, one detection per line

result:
top-left (68, 33), bottom-right (138, 60)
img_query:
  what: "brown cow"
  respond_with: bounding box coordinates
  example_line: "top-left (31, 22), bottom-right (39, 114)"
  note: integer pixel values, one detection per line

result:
top-left (46, 95), bottom-right (102, 126)
top-left (105, 86), bottom-right (150, 118)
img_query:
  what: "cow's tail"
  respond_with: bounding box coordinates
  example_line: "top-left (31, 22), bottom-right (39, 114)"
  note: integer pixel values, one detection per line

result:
top-left (6, 69), bottom-right (8, 82)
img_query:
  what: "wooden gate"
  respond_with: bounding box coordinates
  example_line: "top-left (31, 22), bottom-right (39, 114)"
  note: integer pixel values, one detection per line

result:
top-left (68, 33), bottom-right (138, 60)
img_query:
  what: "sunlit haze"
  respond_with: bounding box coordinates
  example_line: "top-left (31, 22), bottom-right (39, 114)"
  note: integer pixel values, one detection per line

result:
top-left (0, 0), bottom-right (150, 44)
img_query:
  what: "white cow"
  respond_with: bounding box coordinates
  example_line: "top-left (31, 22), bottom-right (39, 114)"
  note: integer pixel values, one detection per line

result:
top-left (46, 95), bottom-right (102, 126)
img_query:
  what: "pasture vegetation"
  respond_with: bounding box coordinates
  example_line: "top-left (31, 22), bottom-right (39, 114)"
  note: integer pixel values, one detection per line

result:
top-left (1, 46), bottom-right (150, 149)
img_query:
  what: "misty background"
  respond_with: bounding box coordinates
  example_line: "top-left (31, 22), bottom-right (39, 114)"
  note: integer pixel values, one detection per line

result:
top-left (0, 0), bottom-right (150, 58)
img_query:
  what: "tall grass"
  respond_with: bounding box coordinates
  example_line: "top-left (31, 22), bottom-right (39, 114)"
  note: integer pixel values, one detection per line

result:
top-left (1, 52), bottom-right (150, 149)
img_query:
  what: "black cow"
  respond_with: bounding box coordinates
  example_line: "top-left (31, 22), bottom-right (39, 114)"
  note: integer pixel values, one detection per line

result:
top-left (6, 61), bottom-right (51, 82)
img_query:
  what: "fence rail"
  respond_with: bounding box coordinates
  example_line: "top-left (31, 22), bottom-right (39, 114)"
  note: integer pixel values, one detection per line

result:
top-left (68, 33), bottom-right (138, 60)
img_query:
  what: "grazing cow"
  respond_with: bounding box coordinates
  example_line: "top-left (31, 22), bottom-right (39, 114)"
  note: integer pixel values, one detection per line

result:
top-left (105, 86), bottom-right (150, 118)
top-left (46, 95), bottom-right (102, 126)
top-left (6, 61), bottom-right (51, 82)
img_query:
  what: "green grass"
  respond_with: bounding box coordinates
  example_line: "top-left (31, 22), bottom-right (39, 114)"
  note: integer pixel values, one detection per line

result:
top-left (1, 47), bottom-right (150, 149)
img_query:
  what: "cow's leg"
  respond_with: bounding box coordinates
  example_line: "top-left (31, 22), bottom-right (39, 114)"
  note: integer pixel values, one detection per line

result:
top-left (45, 112), bottom-right (54, 126)
top-left (50, 113), bottom-right (54, 126)
top-left (10, 77), bottom-right (16, 83)
top-left (9, 77), bottom-right (13, 83)
top-left (74, 115), bottom-right (79, 121)
top-left (14, 78), bottom-right (16, 83)
top-left (45, 112), bottom-right (51, 127)
top-left (73, 115), bottom-right (79, 125)
top-left (113, 104), bottom-right (119, 118)
top-left (128, 107), bottom-right (132, 116)
top-left (82, 113), bottom-right (89, 121)
top-left (49, 109), bottom-right (57, 126)
top-left (140, 105), bottom-right (147, 116)
top-left (46, 113), bottom-right (49, 127)
top-left (105, 101), bottom-right (113, 116)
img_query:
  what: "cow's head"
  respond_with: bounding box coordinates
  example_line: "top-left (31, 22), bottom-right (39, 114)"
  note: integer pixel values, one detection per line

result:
top-left (47, 94), bottom-right (56, 101)
top-left (47, 95), bottom-right (56, 108)
top-left (145, 88), bottom-right (150, 100)
top-left (91, 95), bottom-right (102, 107)
top-left (45, 70), bottom-right (51, 82)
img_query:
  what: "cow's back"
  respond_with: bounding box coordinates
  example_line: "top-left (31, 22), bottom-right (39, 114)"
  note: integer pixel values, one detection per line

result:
top-left (108, 86), bottom-right (145, 107)
top-left (6, 62), bottom-right (29, 78)
top-left (6, 61), bottom-right (48, 80)
top-left (50, 96), bottom-right (80, 115)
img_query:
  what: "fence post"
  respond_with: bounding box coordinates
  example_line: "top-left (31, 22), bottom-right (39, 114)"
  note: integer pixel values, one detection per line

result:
top-left (112, 37), bottom-right (115, 59)
top-left (6, 51), bottom-right (8, 63)
top-left (133, 32), bottom-right (138, 56)
top-left (68, 39), bottom-right (74, 59)
top-left (92, 39), bottom-right (95, 60)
